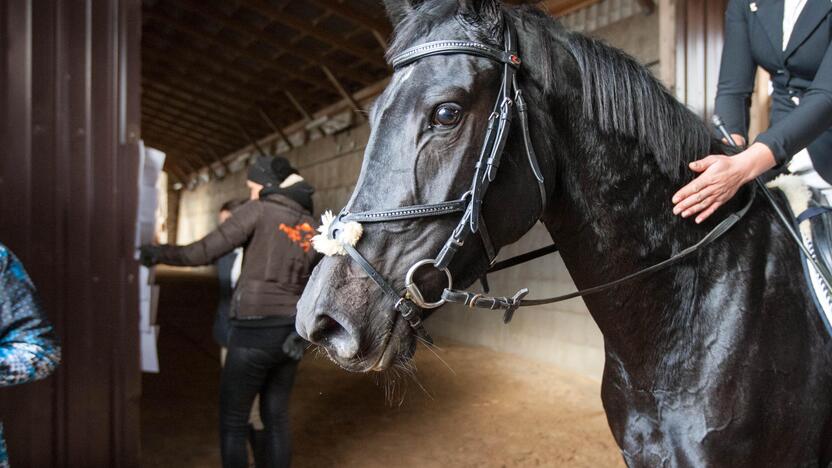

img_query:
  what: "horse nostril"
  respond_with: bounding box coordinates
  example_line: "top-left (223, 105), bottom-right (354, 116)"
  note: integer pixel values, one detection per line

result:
top-left (309, 314), bottom-right (359, 360)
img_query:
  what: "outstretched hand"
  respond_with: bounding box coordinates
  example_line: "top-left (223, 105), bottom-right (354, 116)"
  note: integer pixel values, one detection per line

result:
top-left (139, 244), bottom-right (162, 267)
top-left (672, 143), bottom-right (776, 223)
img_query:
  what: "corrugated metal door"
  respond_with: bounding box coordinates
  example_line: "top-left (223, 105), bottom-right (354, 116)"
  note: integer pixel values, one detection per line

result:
top-left (0, 0), bottom-right (141, 466)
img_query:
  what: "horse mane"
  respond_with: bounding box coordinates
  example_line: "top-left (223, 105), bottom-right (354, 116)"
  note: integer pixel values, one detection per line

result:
top-left (384, 1), bottom-right (714, 177)
top-left (565, 33), bottom-right (713, 176)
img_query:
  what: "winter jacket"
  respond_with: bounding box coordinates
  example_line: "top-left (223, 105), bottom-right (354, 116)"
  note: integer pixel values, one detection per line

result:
top-left (715, 0), bottom-right (832, 180)
top-left (155, 187), bottom-right (319, 323)
top-left (0, 243), bottom-right (61, 467)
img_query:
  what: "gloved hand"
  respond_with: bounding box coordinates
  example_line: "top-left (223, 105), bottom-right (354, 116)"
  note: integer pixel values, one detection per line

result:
top-left (282, 331), bottom-right (307, 361)
top-left (139, 244), bottom-right (163, 267)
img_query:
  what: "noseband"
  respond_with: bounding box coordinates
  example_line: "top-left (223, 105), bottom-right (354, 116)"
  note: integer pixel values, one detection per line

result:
top-left (322, 19), bottom-right (546, 341)
top-left (319, 17), bottom-right (757, 343)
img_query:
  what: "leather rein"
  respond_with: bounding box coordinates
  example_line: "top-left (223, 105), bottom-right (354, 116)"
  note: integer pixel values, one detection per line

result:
top-left (322, 18), bottom-right (756, 341)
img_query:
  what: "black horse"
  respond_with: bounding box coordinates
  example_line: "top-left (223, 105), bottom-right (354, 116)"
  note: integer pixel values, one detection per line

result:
top-left (296, 0), bottom-right (832, 465)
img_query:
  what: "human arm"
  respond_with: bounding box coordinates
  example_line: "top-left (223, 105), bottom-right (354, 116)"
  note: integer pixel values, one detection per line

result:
top-left (713, 0), bottom-right (757, 140)
top-left (0, 246), bottom-right (61, 387)
top-left (674, 40), bottom-right (832, 222)
top-left (141, 201), bottom-right (260, 267)
top-left (755, 41), bottom-right (832, 164)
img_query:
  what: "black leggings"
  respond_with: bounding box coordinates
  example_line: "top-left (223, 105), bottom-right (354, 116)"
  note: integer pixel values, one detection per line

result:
top-left (220, 343), bottom-right (298, 468)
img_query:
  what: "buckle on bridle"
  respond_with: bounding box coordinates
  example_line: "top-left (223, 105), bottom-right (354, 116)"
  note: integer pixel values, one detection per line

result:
top-left (404, 259), bottom-right (453, 309)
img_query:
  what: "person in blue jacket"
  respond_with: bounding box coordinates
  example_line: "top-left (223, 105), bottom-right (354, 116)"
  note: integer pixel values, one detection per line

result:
top-left (0, 243), bottom-right (61, 467)
top-left (673, 0), bottom-right (832, 222)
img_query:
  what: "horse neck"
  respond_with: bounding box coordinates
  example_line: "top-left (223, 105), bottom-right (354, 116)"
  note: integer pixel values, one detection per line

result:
top-left (539, 116), bottom-right (739, 367)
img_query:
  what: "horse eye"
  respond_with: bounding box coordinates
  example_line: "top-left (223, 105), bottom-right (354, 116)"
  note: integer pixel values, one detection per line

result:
top-left (431, 104), bottom-right (462, 127)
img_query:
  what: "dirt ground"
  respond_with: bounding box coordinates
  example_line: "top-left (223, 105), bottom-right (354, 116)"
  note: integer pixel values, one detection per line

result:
top-left (141, 268), bottom-right (622, 467)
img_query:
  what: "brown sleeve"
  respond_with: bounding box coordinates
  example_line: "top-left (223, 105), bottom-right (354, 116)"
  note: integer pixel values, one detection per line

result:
top-left (155, 201), bottom-right (260, 266)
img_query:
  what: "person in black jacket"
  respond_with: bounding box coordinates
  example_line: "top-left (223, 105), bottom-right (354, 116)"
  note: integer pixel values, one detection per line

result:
top-left (672, 0), bottom-right (832, 223)
top-left (141, 156), bottom-right (317, 468)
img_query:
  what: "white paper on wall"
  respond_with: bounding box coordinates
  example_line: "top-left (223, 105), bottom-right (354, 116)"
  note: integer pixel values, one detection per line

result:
top-left (136, 141), bottom-right (166, 373)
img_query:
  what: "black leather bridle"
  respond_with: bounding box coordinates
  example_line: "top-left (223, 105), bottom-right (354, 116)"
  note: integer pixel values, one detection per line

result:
top-left (322, 17), bottom-right (757, 342)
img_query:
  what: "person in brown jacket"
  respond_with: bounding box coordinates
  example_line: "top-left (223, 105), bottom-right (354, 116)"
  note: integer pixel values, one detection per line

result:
top-left (140, 155), bottom-right (318, 468)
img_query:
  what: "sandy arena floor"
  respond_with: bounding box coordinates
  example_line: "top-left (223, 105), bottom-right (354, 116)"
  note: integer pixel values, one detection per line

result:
top-left (141, 268), bottom-right (622, 467)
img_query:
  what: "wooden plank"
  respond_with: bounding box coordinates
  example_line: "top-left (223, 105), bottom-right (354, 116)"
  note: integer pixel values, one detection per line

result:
top-left (242, 0), bottom-right (386, 67)
top-left (142, 60), bottom-right (276, 112)
top-left (142, 99), bottom-right (246, 143)
top-left (142, 42), bottom-right (333, 112)
top-left (258, 107), bottom-right (294, 150)
top-left (143, 93), bottom-right (259, 137)
top-left (142, 108), bottom-right (242, 148)
top-left (171, 0), bottom-right (380, 85)
top-left (142, 82), bottom-right (268, 129)
top-left (322, 64), bottom-right (364, 117)
top-left (306, 0), bottom-right (392, 36)
top-left (142, 126), bottom-right (215, 172)
top-left (144, 8), bottom-right (337, 91)
top-left (142, 117), bottom-right (238, 155)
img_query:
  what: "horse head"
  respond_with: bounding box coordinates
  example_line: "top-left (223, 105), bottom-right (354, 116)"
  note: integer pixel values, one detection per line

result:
top-left (296, 0), bottom-right (562, 372)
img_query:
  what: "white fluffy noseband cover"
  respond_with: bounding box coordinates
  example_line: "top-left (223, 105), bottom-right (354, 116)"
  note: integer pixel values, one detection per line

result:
top-left (311, 210), bottom-right (363, 256)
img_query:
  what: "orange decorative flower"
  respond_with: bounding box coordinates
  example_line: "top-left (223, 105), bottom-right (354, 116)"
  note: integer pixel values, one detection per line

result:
top-left (279, 223), bottom-right (316, 252)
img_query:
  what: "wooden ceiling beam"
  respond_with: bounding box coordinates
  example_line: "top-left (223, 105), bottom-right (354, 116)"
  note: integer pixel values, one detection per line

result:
top-left (142, 115), bottom-right (238, 153)
top-left (142, 76), bottom-right (271, 134)
top-left (171, 0), bottom-right (380, 85)
top-left (305, 0), bottom-right (392, 37)
top-left (143, 93), bottom-right (265, 138)
top-left (143, 125), bottom-right (212, 163)
top-left (142, 82), bottom-right (268, 129)
top-left (241, 0), bottom-right (386, 67)
top-left (163, 164), bottom-right (188, 185)
top-left (142, 43), bottom-right (331, 115)
top-left (143, 75), bottom-right (251, 116)
top-left (143, 108), bottom-right (241, 149)
top-left (322, 65), bottom-right (364, 118)
top-left (142, 52), bottom-right (309, 123)
top-left (143, 126), bottom-right (220, 172)
top-left (202, 143), bottom-right (231, 174)
top-left (143, 99), bottom-right (246, 144)
top-left (143, 63), bottom-right (271, 115)
top-left (257, 107), bottom-right (293, 150)
top-left (142, 39), bottom-right (330, 110)
top-left (144, 8), bottom-right (336, 91)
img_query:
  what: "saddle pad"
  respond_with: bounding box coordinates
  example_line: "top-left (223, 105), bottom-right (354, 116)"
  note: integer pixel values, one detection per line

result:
top-left (768, 175), bottom-right (832, 336)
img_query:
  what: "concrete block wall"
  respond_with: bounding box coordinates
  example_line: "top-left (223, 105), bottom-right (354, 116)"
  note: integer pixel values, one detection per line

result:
top-left (176, 170), bottom-right (250, 244)
top-left (171, 9), bottom-right (660, 380)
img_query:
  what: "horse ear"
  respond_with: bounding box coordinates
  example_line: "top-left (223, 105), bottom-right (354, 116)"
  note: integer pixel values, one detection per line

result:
top-left (457, 0), bottom-right (502, 25)
top-left (383, 0), bottom-right (417, 29)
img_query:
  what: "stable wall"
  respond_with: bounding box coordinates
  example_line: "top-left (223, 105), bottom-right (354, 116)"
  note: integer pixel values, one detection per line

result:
top-left (175, 124), bottom-right (369, 244)
top-left (172, 8), bottom-right (661, 380)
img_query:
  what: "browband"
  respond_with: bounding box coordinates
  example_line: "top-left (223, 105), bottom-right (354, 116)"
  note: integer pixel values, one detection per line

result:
top-left (390, 40), bottom-right (521, 69)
